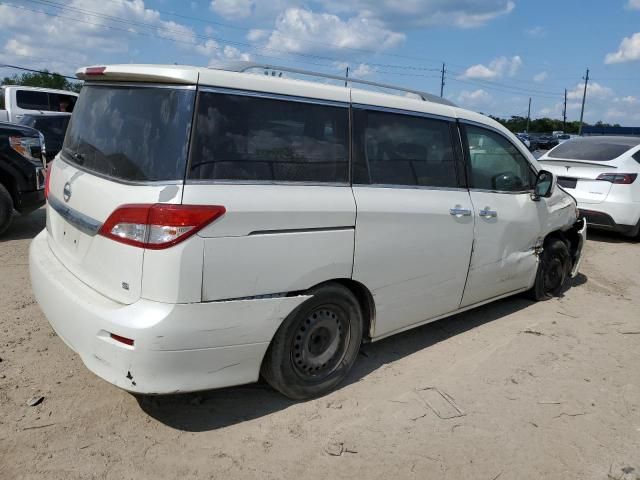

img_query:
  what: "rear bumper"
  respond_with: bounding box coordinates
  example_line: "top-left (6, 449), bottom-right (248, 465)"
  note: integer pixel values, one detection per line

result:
top-left (29, 231), bottom-right (308, 394)
top-left (15, 189), bottom-right (45, 214)
top-left (579, 208), bottom-right (640, 236)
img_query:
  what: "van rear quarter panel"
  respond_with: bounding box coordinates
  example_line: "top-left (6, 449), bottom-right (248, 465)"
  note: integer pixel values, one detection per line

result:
top-left (183, 184), bottom-right (356, 301)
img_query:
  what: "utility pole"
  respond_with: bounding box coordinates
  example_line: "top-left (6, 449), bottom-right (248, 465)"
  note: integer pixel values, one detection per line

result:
top-left (440, 62), bottom-right (446, 98)
top-left (578, 68), bottom-right (589, 135)
top-left (526, 97), bottom-right (531, 133)
top-left (563, 88), bottom-right (567, 132)
top-left (344, 66), bottom-right (349, 88)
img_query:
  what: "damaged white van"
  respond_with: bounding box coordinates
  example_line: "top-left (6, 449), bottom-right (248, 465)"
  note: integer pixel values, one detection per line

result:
top-left (30, 64), bottom-right (586, 400)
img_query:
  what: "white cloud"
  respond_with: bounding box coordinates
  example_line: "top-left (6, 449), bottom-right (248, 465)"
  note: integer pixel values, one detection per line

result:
top-left (208, 0), bottom-right (515, 28)
top-left (457, 89), bottom-right (491, 106)
top-left (524, 26), bottom-right (546, 37)
top-left (210, 0), bottom-right (254, 19)
top-left (533, 71), bottom-right (548, 82)
top-left (605, 32), bottom-right (640, 64)
top-left (320, 0), bottom-right (515, 28)
top-left (627, 0), bottom-right (640, 10)
top-left (262, 8), bottom-right (405, 55)
top-left (462, 55), bottom-right (522, 79)
top-left (567, 81), bottom-right (614, 100)
top-left (0, 0), bottom-right (205, 74)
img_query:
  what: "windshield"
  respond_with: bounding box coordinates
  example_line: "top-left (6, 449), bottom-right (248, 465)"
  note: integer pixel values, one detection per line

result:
top-left (22, 116), bottom-right (70, 140)
top-left (62, 85), bottom-right (195, 181)
top-left (547, 138), bottom-right (638, 161)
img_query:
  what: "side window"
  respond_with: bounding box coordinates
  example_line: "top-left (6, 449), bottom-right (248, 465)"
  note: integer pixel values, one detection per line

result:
top-left (353, 109), bottom-right (458, 188)
top-left (50, 94), bottom-right (77, 113)
top-left (633, 151), bottom-right (640, 164)
top-left (189, 92), bottom-right (349, 183)
top-left (465, 125), bottom-right (535, 192)
top-left (16, 90), bottom-right (50, 111)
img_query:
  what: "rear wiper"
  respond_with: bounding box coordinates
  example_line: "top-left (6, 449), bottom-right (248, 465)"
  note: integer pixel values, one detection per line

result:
top-left (73, 152), bottom-right (85, 164)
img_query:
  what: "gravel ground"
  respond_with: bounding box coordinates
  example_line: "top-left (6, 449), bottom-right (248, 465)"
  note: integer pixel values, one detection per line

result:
top-left (1, 208), bottom-right (639, 480)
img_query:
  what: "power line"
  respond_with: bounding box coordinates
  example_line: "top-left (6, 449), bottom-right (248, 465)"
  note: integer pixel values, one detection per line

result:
top-left (20, 0), bottom-right (443, 73)
top-left (0, 63), bottom-right (78, 80)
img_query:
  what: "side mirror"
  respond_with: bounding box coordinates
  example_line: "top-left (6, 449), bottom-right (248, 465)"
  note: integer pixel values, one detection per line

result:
top-left (533, 170), bottom-right (554, 200)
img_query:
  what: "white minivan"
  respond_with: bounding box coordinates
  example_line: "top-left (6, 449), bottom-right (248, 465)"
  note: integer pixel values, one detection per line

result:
top-left (30, 64), bottom-right (586, 399)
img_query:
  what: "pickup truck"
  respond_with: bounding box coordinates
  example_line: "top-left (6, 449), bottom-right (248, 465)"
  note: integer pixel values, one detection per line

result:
top-left (0, 85), bottom-right (78, 123)
top-left (0, 121), bottom-right (46, 235)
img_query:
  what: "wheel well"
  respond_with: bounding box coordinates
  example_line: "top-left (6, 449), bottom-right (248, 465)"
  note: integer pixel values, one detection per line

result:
top-left (317, 279), bottom-right (376, 342)
top-left (544, 228), bottom-right (579, 263)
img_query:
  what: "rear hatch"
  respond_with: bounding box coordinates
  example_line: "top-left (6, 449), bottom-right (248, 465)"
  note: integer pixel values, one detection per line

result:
top-left (46, 83), bottom-right (196, 304)
top-left (538, 158), bottom-right (614, 204)
top-left (539, 139), bottom-right (632, 204)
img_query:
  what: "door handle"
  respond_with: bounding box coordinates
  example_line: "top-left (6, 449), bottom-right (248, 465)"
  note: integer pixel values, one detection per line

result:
top-left (450, 207), bottom-right (472, 217)
top-left (479, 209), bottom-right (498, 218)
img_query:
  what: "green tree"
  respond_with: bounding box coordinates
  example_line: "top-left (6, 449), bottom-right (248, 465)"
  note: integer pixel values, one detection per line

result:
top-left (1, 69), bottom-right (82, 93)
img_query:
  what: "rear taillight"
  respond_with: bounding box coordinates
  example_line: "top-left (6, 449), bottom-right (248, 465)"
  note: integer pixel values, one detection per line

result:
top-left (99, 204), bottom-right (225, 249)
top-left (596, 173), bottom-right (637, 184)
top-left (44, 162), bottom-right (52, 199)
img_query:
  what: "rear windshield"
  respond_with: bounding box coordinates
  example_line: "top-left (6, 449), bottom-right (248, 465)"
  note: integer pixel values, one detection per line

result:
top-left (548, 139), bottom-right (637, 161)
top-left (62, 85), bottom-right (195, 182)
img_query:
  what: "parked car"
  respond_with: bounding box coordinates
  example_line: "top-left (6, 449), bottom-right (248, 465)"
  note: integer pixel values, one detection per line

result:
top-left (0, 121), bottom-right (46, 235)
top-left (535, 134), bottom-right (559, 150)
top-left (18, 113), bottom-right (71, 163)
top-left (516, 133), bottom-right (531, 149)
top-left (539, 136), bottom-right (640, 237)
top-left (29, 63), bottom-right (586, 400)
top-left (0, 85), bottom-right (78, 123)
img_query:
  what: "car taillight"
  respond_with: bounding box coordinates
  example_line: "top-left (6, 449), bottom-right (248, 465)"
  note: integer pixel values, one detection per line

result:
top-left (596, 173), bottom-right (637, 184)
top-left (99, 204), bottom-right (225, 249)
top-left (44, 162), bottom-right (52, 199)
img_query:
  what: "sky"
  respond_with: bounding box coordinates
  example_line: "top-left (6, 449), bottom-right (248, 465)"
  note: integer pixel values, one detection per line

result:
top-left (1, 0), bottom-right (639, 125)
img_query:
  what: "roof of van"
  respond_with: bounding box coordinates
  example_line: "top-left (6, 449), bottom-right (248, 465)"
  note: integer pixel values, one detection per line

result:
top-left (0, 85), bottom-right (79, 96)
top-left (75, 63), bottom-right (513, 143)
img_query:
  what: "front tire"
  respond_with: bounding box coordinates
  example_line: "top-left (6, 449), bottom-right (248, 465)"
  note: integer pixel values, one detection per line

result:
top-left (529, 238), bottom-right (571, 301)
top-left (261, 283), bottom-right (363, 400)
top-left (0, 184), bottom-right (14, 237)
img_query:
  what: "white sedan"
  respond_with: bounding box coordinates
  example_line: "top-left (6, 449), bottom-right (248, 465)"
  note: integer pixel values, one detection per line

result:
top-left (539, 136), bottom-right (640, 237)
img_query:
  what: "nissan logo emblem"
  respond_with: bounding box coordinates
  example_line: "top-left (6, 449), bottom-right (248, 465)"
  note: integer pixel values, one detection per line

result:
top-left (63, 182), bottom-right (72, 202)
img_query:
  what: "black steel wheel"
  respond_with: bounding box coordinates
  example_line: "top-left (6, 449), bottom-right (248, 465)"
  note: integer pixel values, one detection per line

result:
top-left (529, 238), bottom-right (571, 301)
top-left (261, 283), bottom-right (363, 400)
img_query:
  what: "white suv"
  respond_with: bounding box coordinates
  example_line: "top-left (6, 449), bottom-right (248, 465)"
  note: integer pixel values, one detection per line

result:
top-left (29, 64), bottom-right (586, 399)
top-left (539, 136), bottom-right (640, 237)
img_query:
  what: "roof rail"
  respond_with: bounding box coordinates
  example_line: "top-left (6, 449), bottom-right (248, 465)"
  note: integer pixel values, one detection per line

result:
top-left (212, 61), bottom-right (456, 107)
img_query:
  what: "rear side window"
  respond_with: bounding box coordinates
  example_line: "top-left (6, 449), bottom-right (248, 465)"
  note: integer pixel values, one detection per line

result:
top-left (63, 85), bottom-right (195, 182)
top-left (189, 92), bottom-right (349, 183)
top-left (548, 139), bottom-right (637, 161)
top-left (49, 93), bottom-right (77, 113)
top-left (633, 151), bottom-right (640, 164)
top-left (465, 125), bottom-right (535, 192)
top-left (352, 109), bottom-right (458, 187)
top-left (16, 90), bottom-right (50, 110)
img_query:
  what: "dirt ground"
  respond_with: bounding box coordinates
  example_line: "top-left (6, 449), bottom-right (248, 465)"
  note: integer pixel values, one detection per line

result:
top-left (1, 208), bottom-right (639, 480)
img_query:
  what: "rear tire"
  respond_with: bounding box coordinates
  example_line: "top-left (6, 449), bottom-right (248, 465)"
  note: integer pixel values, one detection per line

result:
top-left (261, 283), bottom-right (363, 400)
top-left (0, 184), bottom-right (14, 237)
top-left (528, 238), bottom-right (571, 301)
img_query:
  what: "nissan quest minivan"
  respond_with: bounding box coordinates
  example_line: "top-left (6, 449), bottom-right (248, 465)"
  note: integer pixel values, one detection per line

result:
top-left (30, 64), bottom-right (586, 400)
